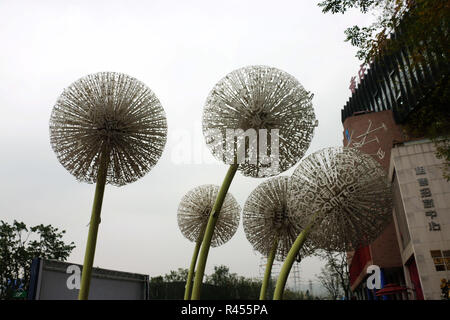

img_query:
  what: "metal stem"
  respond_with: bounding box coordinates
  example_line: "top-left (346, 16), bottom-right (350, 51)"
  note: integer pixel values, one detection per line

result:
top-left (190, 164), bottom-right (238, 300)
top-left (78, 151), bottom-right (109, 300)
top-left (273, 222), bottom-right (313, 300)
top-left (184, 237), bottom-right (202, 300)
top-left (259, 237), bottom-right (279, 300)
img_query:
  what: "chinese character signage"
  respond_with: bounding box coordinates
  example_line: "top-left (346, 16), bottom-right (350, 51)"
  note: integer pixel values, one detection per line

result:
top-left (415, 167), bottom-right (441, 232)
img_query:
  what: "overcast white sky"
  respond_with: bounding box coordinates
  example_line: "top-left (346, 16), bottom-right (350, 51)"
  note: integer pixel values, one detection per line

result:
top-left (0, 0), bottom-right (374, 290)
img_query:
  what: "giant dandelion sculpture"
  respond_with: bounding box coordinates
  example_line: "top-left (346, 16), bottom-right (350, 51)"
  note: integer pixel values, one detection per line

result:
top-left (49, 72), bottom-right (167, 300)
top-left (273, 147), bottom-right (392, 299)
top-left (191, 65), bottom-right (316, 299)
top-left (177, 185), bottom-right (240, 300)
top-left (243, 176), bottom-right (314, 300)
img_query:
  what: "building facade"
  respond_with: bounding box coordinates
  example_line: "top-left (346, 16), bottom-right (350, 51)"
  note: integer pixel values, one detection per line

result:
top-left (340, 21), bottom-right (448, 300)
top-left (389, 140), bottom-right (450, 300)
top-left (343, 110), bottom-right (407, 300)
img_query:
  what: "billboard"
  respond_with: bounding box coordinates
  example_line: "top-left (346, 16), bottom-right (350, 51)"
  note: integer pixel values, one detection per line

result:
top-left (27, 258), bottom-right (149, 300)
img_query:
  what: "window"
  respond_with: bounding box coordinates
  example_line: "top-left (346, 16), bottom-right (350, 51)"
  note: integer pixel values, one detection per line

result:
top-left (417, 178), bottom-right (429, 186)
top-left (415, 166), bottom-right (426, 175)
top-left (444, 251), bottom-right (450, 271)
top-left (420, 188), bottom-right (432, 198)
top-left (423, 199), bottom-right (434, 209)
top-left (430, 250), bottom-right (449, 271)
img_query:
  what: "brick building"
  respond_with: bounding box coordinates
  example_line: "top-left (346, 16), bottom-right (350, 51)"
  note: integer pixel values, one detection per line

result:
top-left (339, 23), bottom-right (448, 299)
top-left (343, 110), bottom-right (408, 299)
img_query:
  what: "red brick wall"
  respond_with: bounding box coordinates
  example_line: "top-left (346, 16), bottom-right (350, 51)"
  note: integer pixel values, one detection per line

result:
top-left (342, 110), bottom-right (405, 170)
top-left (343, 110), bottom-right (406, 287)
top-left (370, 220), bottom-right (403, 267)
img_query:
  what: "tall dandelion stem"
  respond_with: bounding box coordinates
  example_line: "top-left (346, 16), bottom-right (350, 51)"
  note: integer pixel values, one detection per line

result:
top-left (78, 149), bottom-right (110, 300)
top-left (259, 237), bottom-right (279, 300)
top-left (273, 222), bottom-right (314, 300)
top-left (191, 164), bottom-right (238, 300)
top-left (184, 235), bottom-right (203, 300)
top-left (272, 146), bottom-right (393, 299)
top-left (50, 72), bottom-right (168, 300)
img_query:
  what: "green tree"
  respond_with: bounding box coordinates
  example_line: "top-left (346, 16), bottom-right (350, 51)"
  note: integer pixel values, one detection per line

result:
top-left (318, 0), bottom-right (450, 178)
top-left (164, 268), bottom-right (189, 282)
top-left (234, 275), bottom-right (262, 300)
top-left (316, 264), bottom-right (342, 300)
top-left (317, 250), bottom-right (351, 299)
top-left (318, 0), bottom-right (449, 63)
top-left (205, 265), bottom-right (237, 287)
top-left (149, 265), bottom-right (319, 299)
top-left (0, 220), bottom-right (75, 299)
top-left (282, 288), bottom-right (315, 300)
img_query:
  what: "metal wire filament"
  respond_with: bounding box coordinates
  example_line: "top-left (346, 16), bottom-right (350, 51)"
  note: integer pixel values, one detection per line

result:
top-left (243, 176), bottom-right (314, 261)
top-left (178, 184), bottom-right (241, 247)
top-left (202, 65), bottom-right (316, 178)
top-left (50, 72), bottom-right (167, 186)
top-left (290, 147), bottom-right (393, 251)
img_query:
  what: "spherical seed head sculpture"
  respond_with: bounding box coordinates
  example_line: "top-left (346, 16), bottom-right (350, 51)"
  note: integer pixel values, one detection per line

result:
top-left (49, 72), bottom-right (167, 186)
top-left (243, 176), bottom-right (314, 261)
top-left (202, 65), bottom-right (316, 178)
top-left (290, 147), bottom-right (393, 252)
top-left (177, 185), bottom-right (241, 247)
